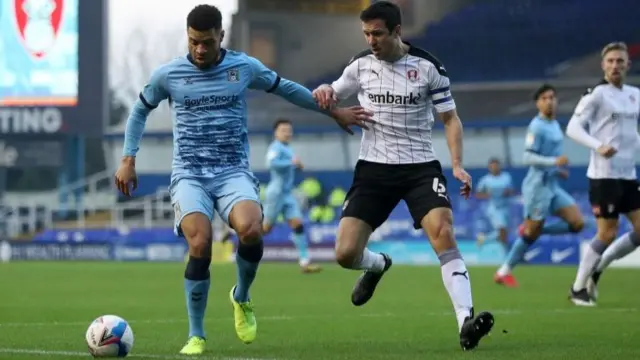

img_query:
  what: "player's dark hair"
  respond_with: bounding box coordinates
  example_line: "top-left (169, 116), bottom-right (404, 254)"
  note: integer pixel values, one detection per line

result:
top-left (273, 118), bottom-right (292, 130)
top-left (187, 5), bottom-right (222, 31)
top-left (533, 83), bottom-right (556, 101)
top-left (360, 1), bottom-right (402, 32)
top-left (488, 157), bottom-right (500, 165)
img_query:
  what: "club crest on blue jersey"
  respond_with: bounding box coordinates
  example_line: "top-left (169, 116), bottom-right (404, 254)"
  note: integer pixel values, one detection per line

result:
top-left (227, 69), bottom-right (240, 82)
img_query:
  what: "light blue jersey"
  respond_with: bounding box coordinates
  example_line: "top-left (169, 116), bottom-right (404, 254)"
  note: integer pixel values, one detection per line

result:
top-left (477, 172), bottom-right (513, 229)
top-left (122, 50), bottom-right (330, 234)
top-left (266, 141), bottom-right (296, 194)
top-left (263, 140), bottom-right (302, 224)
top-left (522, 116), bottom-right (575, 220)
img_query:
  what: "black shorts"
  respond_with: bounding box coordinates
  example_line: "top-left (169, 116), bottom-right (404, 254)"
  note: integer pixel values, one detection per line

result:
top-left (341, 160), bottom-right (452, 230)
top-left (588, 178), bottom-right (640, 219)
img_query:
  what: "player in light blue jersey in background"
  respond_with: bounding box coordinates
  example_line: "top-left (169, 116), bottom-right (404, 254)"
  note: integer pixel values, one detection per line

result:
top-left (263, 119), bottom-right (322, 273)
top-left (114, 4), bottom-right (373, 356)
top-left (494, 84), bottom-right (588, 287)
top-left (475, 158), bottom-right (514, 251)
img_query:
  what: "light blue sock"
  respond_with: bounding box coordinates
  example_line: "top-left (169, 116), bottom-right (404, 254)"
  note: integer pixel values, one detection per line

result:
top-left (233, 242), bottom-right (262, 303)
top-left (505, 237), bottom-right (530, 269)
top-left (184, 279), bottom-right (210, 338)
top-left (541, 220), bottom-right (571, 234)
top-left (292, 231), bottom-right (309, 264)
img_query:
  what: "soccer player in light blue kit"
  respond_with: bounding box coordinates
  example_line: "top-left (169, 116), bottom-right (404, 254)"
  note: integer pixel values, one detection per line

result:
top-left (114, 5), bottom-right (372, 355)
top-left (475, 158), bottom-right (514, 251)
top-left (262, 119), bottom-right (322, 273)
top-left (494, 84), bottom-right (587, 287)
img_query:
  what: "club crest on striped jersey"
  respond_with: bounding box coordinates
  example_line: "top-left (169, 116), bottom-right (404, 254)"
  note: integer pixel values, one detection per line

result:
top-left (13, 0), bottom-right (64, 59)
top-left (406, 69), bottom-right (419, 82)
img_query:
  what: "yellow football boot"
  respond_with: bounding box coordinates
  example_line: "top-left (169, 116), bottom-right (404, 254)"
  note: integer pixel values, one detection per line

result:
top-left (229, 286), bottom-right (257, 344)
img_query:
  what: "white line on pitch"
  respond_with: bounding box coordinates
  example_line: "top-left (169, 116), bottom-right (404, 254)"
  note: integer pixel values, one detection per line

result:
top-left (0, 348), bottom-right (275, 360)
top-left (0, 307), bottom-right (635, 328)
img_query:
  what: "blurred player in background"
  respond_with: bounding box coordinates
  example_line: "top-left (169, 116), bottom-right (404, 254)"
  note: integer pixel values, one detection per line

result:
top-left (263, 119), bottom-right (322, 273)
top-left (566, 42), bottom-right (640, 306)
top-left (114, 4), bottom-right (373, 355)
top-left (494, 84), bottom-right (587, 287)
top-left (313, 1), bottom-right (494, 351)
top-left (212, 213), bottom-right (234, 262)
top-left (475, 158), bottom-right (514, 251)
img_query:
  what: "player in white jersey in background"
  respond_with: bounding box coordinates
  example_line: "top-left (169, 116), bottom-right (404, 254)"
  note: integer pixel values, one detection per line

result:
top-left (566, 42), bottom-right (640, 306)
top-left (312, 1), bottom-right (494, 351)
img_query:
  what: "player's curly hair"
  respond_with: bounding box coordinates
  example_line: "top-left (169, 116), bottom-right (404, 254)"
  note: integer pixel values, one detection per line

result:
top-left (187, 4), bottom-right (222, 31)
top-left (360, 1), bottom-right (402, 32)
top-left (533, 83), bottom-right (556, 101)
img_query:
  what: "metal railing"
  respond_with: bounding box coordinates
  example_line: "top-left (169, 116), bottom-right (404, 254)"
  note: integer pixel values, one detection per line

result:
top-left (0, 204), bottom-right (53, 238)
top-left (2, 169), bottom-right (117, 236)
top-left (109, 189), bottom-right (174, 229)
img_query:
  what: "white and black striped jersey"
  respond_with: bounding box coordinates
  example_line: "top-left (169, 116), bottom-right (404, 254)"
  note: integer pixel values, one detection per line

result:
top-left (331, 44), bottom-right (455, 164)
top-left (567, 80), bottom-right (640, 180)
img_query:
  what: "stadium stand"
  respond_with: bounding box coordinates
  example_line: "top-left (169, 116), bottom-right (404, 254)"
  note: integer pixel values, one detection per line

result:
top-left (307, 0), bottom-right (640, 87)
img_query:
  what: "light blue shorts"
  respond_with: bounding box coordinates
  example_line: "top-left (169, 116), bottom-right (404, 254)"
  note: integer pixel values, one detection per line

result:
top-left (263, 192), bottom-right (302, 225)
top-left (523, 185), bottom-right (575, 221)
top-left (169, 170), bottom-right (260, 237)
top-left (487, 205), bottom-right (509, 229)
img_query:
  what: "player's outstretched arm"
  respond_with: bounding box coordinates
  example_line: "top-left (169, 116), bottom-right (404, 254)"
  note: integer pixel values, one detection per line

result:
top-left (247, 56), bottom-right (372, 134)
top-left (115, 66), bottom-right (169, 197)
top-left (313, 59), bottom-right (360, 109)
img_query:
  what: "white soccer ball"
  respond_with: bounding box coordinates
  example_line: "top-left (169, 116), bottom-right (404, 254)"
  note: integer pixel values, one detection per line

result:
top-left (85, 315), bottom-right (134, 357)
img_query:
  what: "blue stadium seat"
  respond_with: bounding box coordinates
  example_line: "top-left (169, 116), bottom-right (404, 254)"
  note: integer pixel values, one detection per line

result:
top-left (307, 0), bottom-right (639, 85)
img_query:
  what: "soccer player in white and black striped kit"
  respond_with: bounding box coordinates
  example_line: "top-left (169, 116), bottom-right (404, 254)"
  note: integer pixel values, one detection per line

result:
top-left (312, 1), bottom-right (494, 350)
top-left (566, 42), bottom-right (640, 306)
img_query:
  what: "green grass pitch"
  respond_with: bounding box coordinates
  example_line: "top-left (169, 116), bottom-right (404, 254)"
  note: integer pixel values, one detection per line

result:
top-left (0, 262), bottom-right (638, 359)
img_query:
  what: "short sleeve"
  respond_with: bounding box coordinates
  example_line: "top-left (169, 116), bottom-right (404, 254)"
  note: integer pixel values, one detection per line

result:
top-left (524, 122), bottom-right (544, 154)
top-left (425, 63), bottom-right (456, 113)
top-left (247, 56), bottom-right (280, 92)
top-left (331, 59), bottom-right (360, 100)
top-left (139, 65), bottom-right (169, 109)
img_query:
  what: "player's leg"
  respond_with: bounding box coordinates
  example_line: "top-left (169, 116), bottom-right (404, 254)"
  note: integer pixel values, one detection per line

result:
top-left (261, 190), bottom-right (282, 235)
top-left (550, 189), bottom-right (585, 234)
top-left (478, 208), bottom-right (509, 250)
top-left (570, 179), bottom-right (621, 306)
top-left (494, 187), bottom-right (549, 286)
top-left (171, 179), bottom-right (214, 355)
top-left (405, 174), bottom-right (494, 350)
top-left (593, 212), bottom-right (640, 276)
top-left (212, 214), bottom-right (234, 261)
top-left (214, 171), bottom-right (262, 344)
top-left (338, 162), bottom-right (397, 306)
top-left (283, 195), bottom-right (320, 273)
top-left (588, 181), bottom-right (640, 301)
